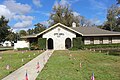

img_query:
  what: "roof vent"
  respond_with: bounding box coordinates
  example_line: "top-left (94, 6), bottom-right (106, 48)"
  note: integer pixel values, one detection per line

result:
top-left (72, 22), bottom-right (76, 27)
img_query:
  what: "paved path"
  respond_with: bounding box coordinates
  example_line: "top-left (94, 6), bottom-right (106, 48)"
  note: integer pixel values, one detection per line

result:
top-left (2, 50), bottom-right (54, 80)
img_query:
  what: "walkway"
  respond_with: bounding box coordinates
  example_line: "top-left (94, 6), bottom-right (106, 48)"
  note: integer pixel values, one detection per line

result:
top-left (2, 50), bottom-right (54, 80)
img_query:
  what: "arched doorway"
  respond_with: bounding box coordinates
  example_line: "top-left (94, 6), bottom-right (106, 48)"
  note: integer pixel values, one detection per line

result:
top-left (65, 38), bottom-right (71, 49)
top-left (48, 38), bottom-right (54, 49)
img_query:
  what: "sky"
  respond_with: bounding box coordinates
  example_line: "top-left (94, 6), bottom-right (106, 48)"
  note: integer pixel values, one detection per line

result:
top-left (0, 0), bottom-right (117, 32)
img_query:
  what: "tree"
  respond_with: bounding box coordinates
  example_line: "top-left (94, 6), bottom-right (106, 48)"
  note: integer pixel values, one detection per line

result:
top-left (49, 4), bottom-right (80, 27)
top-left (19, 30), bottom-right (27, 37)
top-left (27, 29), bottom-right (34, 35)
top-left (0, 16), bottom-right (10, 42)
top-left (34, 23), bottom-right (46, 34)
top-left (105, 5), bottom-right (118, 31)
top-left (6, 32), bottom-right (18, 43)
top-left (27, 23), bottom-right (46, 35)
top-left (102, 3), bottom-right (120, 31)
top-left (117, 0), bottom-right (120, 4)
top-left (116, 7), bottom-right (120, 29)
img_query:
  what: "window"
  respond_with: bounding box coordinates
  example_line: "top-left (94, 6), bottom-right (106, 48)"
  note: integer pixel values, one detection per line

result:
top-left (109, 37), bottom-right (112, 44)
top-left (99, 38), bottom-right (103, 44)
top-left (90, 38), bottom-right (94, 44)
top-left (6, 43), bottom-right (9, 47)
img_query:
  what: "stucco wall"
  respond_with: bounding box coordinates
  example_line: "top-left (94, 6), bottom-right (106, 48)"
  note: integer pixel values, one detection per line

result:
top-left (84, 37), bottom-right (120, 45)
top-left (103, 37), bottom-right (109, 44)
top-left (112, 37), bottom-right (120, 43)
top-left (3, 41), bottom-right (12, 47)
top-left (94, 38), bottom-right (100, 44)
top-left (84, 38), bottom-right (90, 44)
top-left (14, 41), bottom-right (29, 49)
top-left (43, 26), bottom-right (76, 50)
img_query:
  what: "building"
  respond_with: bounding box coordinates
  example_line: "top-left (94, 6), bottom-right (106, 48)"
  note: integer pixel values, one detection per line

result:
top-left (14, 41), bottom-right (29, 49)
top-left (22, 23), bottom-right (120, 50)
top-left (0, 41), bottom-right (12, 47)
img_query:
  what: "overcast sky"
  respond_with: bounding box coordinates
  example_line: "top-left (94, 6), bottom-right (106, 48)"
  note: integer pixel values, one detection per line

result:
top-left (0, 0), bottom-right (117, 32)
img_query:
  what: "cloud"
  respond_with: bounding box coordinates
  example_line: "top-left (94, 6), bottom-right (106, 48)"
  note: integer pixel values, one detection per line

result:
top-left (13, 21), bottom-right (32, 28)
top-left (72, 12), bottom-right (80, 16)
top-left (41, 12), bottom-right (50, 17)
top-left (40, 21), bottom-right (50, 27)
top-left (3, 0), bottom-right (31, 14)
top-left (90, 18), bottom-right (102, 25)
top-left (13, 28), bottom-right (28, 32)
top-left (32, 10), bottom-right (50, 17)
top-left (1, 0), bottom-right (34, 30)
top-left (53, 0), bottom-right (68, 7)
top-left (0, 5), bottom-right (14, 19)
top-left (32, 0), bottom-right (42, 7)
top-left (0, 0), bottom-right (34, 31)
top-left (60, 0), bottom-right (68, 6)
top-left (54, 0), bottom-right (79, 7)
top-left (53, 0), bottom-right (59, 8)
top-left (89, 0), bottom-right (107, 10)
top-left (13, 15), bottom-right (34, 28)
top-left (14, 15), bottom-right (34, 21)
top-left (60, 0), bottom-right (79, 6)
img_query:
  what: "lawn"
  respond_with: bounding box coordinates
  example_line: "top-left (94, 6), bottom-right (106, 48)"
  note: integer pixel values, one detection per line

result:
top-left (36, 50), bottom-right (120, 80)
top-left (0, 50), bottom-right (43, 79)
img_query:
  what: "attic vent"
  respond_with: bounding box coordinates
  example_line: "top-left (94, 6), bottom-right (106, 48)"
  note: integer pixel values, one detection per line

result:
top-left (72, 22), bottom-right (76, 27)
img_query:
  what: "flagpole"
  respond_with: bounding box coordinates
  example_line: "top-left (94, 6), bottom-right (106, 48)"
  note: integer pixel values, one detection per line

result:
top-left (91, 72), bottom-right (95, 80)
top-left (26, 70), bottom-right (28, 80)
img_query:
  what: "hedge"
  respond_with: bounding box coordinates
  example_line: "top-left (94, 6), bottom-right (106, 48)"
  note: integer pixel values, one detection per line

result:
top-left (30, 42), bottom-right (39, 50)
top-left (72, 37), bottom-right (84, 50)
top-left (38, 38), bottom-right (46, 50)
top-left (71, 37), bottom-right (120, 50)
top-left (84, 43), bottom-right (120, 49)
top-left (17, 47), bottom-right (29, 51)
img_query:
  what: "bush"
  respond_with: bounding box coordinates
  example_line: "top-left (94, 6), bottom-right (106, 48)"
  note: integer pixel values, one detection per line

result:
top-left (38, 38), bottom-right (46, 50)
top-left (30, 42), bottom-right (39, 50)
top-left (84, 43), bottom-right (120, 49)
top-left (71, 37), bottom-right (84, 50)
top-left (17, 47), bottom-right (29, 51)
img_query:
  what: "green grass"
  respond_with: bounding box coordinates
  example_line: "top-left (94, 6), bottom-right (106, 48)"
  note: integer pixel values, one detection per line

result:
top-left (36, 50), bottom-right (120, 80)
top-left (0, 50), bottom-right (43, 79)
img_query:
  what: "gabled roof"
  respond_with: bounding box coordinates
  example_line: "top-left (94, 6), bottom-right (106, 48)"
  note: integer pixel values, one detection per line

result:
top-left (21, 23), bottom-right (120, 38)
top-left (70, 27), bottom-right (120, 36)
top-left (21, 34), bottom-right (37, 38)
top-left (36, 23), bottom-right (83, 36)
top-left (21, 23), bottom-right (83, 38)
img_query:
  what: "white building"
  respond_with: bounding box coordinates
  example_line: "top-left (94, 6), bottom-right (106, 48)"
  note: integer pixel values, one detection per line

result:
top-left (2, 41), bottom-right (12, 47)
top-left (14, 41), bottom-right (29, 49)
top-left (22, 23), bottom-right (120, 50)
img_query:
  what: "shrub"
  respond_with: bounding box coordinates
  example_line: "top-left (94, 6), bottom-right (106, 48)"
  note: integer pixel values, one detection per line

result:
top-left (71, 37), bottom-right (84, 50)
top-left (84, 43), bottom-right (120, 49)
top-left (30, 42), bottom-right (39, 50)
top-left (17, 47), bottom-right (29, 51)
top-left (38, 38), bottom-right (46, 50)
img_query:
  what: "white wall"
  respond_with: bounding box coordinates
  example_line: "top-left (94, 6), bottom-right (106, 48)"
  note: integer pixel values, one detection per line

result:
top-left (112, 37), bottom-right (120, 43)
top-left (3, 41), bottom-right (12, 47)
top-left (84, 38), bottom-right (90, 44)
top-left (14, 41), bottom-right (29, 49)
top-left (84, 37), bottom-right (120, 45)
top-left (43, 26), bottom-right (76, 50)
top-left (103, 37), bottom-right (109, 44)
top-left (94, 38), bottom-right (100, 44)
